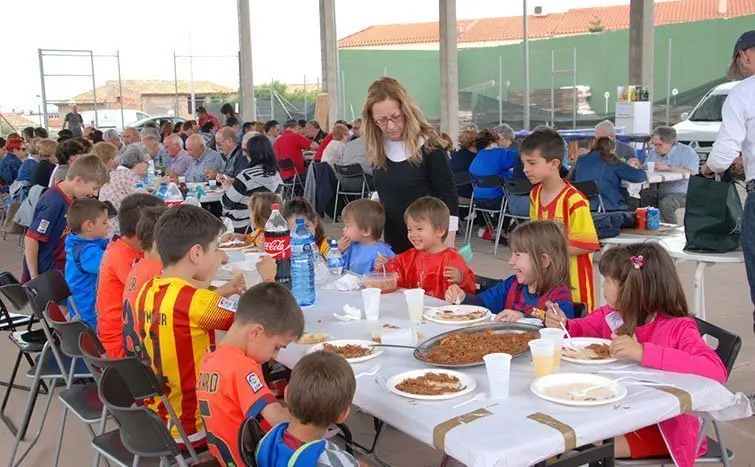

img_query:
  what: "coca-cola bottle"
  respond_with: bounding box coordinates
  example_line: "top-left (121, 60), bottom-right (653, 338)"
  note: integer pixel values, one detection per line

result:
top-left (264, 204), bottom-right (292, 289)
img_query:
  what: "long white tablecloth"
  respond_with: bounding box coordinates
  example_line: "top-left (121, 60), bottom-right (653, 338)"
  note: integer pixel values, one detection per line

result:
top-left (275, 288), bottom-right (751, 467)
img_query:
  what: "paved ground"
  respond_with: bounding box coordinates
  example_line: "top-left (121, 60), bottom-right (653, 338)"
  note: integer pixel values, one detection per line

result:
top-left (0, 221), bottom-right (753, 466)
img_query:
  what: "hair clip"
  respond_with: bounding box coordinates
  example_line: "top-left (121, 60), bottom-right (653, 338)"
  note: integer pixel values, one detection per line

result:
top-left (630, 255), bottom-right (644, 270)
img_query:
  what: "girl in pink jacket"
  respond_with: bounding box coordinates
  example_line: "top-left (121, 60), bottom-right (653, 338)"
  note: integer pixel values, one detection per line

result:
top-left (547, 243), bottom-right (727, 467)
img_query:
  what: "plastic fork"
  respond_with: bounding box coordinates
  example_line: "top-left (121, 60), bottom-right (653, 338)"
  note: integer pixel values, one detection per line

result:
top-left (452, 393), bottom-right (486, 409)
top-left (354, 365), bottom-right (381, 379)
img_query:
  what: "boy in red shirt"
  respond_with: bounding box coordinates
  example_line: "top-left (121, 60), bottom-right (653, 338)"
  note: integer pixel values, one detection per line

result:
top-left (197, 279), bottom-right (301, 467)
top-left (96, 193), bottom-right (163, 358)
top-left (375, 196), bottom-right (476, 300)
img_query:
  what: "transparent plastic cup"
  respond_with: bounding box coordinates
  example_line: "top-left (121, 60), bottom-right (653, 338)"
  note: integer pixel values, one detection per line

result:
top-left (381, 326), bottom-right (417, 346)
top-left (483, 353), bottom-right (512, 399)
top-left (528, 339), bottom-right (556, 377)
top-left (403, 288), bottom-right (425, 323)
top-left (539, 328), bottom-right (565, 370)
top-left (646, 161), bottom-right (655, 174)
top-left (361, 288), bottom-right (381, 321)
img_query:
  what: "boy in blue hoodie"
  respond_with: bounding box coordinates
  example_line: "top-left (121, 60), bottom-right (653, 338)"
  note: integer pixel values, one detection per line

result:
top-left (339, 199), bottom-right (394, 275)
top-left (256, 351), bottom-right (359, 467)
top-left (64, 198), bottom-right (110, 329)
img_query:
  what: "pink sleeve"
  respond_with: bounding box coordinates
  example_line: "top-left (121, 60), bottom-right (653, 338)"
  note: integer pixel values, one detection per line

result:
top-left (567, 306), bottom-right (613, 338)
top-left (641, 318), bottom-right (728, 383)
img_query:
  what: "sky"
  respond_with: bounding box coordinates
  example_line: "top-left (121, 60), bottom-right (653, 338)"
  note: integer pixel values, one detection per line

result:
top-left (0, 0), bottom-right (630, 114)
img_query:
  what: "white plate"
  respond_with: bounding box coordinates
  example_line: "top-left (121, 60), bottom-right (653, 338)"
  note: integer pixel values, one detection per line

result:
top-left (307, 339), bottom-right (383, 364)
top-left (221, 260), bottom-right (257, 274)
top-left (560, 337), bottom-right (618, 365)
top-left (423, 305), bottom-right (492, 325)
top-left (219, 243), bottom-right (251, 251)
top-left (530, 373), bottom-right (627, 407)
top-left (387, 369), bottom-right (476, 401)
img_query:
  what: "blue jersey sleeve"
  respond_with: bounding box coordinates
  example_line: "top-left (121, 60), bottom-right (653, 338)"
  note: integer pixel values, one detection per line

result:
top-left (478, 275), bottom-right (516, 314)
top-left (546, 284), bottom-right (575, 319)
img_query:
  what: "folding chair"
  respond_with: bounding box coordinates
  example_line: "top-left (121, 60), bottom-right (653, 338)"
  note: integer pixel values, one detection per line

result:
top-left (465, 175), bottom-right (507, 256)
top-left (332, 163), bottom-right (369, 223)
top-left (572, 180), bottom-right (606, 213)
top-left (8, 271), bottom-right (91, 467)
top-left (78, 332), bottom-right (202, 464)
top-left (239, 417), bottom-right (266, 466)
top-left (92, 367), bottom-right (189, 467)
top-left (614, 318), bottom-right (741, 466)
top-left (278, 159), bottom-right (304, 201)
top-left (453, 170), bottom-right (472, 236)
top-left (45, 309), bottom-right (108, 467)
top-left (475, 275), bottom-right (503, 293)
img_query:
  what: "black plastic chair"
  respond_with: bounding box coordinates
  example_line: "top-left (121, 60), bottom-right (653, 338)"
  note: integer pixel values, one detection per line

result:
top-left (45, 309), bottom-right (108, 467)
top-left (475, 275), bottom-right (503, 293)
top-left (466, 174), bottom-right (508, 256)
top-left (93, 367), bottom-right (189, 467)
top-left (503, 178), bottom-right (535, 197)
top-left (278, 159), bottom-right (304, 200)
top-left (332, 163), bottom-right (369, 223)
top-left (572, 180), bottom-right (606, 213)
top-left (453, 170), bottom-right (472, 235)
top-left (78, 332), bottom-right (201, 464)
top-left (573, 302), bottom-right (588, 319)
top-left (8, 271), bottom-right (90, 467)
top-left (615, 318), bottom-right (741, 466)
top-left (239, 417), bottom-right (266, 466)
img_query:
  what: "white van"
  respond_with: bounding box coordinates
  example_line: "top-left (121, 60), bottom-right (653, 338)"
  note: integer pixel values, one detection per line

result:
top-left (79, 109), bottom-right (150, 132)
top-left (673, 80), bottom-right (740, 159)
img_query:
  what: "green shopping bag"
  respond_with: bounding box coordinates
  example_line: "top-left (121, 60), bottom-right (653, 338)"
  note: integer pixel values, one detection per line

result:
top-left (684, 173), bottom-right (743, 253)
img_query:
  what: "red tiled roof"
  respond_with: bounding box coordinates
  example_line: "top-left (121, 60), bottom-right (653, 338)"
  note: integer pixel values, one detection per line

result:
top-left (338, 0), bottom-right (755, 48)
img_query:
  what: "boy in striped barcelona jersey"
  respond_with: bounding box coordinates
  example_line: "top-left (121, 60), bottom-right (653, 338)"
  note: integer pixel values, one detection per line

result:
top-left (522, 128), bottom-right (600, 311)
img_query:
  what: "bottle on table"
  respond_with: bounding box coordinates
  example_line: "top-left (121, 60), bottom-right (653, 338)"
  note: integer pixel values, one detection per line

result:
top-left (135, 183), bottom-right (148, 194)
top-left (164, 182), bottom-right (184, 207)
top-left (263, 203), bottom-right (292, 289)
top-left (157, 182), bottom-right (168, 200)
top-left (290, 219), bottom-right (316, 307)
top-left (326, 239), bottom-right (344, 278)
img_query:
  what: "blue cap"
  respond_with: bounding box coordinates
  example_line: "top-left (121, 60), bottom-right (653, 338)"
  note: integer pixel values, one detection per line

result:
top-left (733, 30), bottom-right (755, 58)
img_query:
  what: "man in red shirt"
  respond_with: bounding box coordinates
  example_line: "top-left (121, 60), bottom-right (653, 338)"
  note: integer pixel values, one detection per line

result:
top-left (273, 120), bottom-right (316, 180)
top-left (197, 106), bottom-right (221, 130)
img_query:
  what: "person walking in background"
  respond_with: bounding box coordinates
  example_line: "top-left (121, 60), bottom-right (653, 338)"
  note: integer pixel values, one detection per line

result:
top-left (62, 105), bottom-right (84, 137)
top-left (701, 30), bottom-right (755, 408)
top-left (646, 126), bottom-right (699, 224)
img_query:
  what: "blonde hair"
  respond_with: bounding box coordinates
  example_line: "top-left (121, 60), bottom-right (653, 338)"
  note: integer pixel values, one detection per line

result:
top-left (37, 139), bottom-right (58, 160)
top-left (28, 138), bottom-right (41, 155)
top-left (249, 192), bottom-right (282, 229)
top-left (362, 77), bottom-right (441, 169)
top-left (66, 154), bottom-right (110, 185)
top-left (508, 221), bottom-right (570, 296)
top-left (332, 123), bottom-right (349, 141)
top-left (92, 142), bottom-right (118, 167)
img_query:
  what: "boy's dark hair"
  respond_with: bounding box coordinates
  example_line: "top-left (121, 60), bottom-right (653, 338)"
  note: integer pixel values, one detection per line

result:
top-left (182, 120), bottom-right (197, 132)
top-left (74, 136), bottom-right (93, 154)
top-left (67, 198), bottom-right (108, 234)
top-left (297, 119), bottom-right (306, 128)
top-left (282, 198), bottom-right (324, 246)
top-left (135, 205), bottom-right (169, 251)
top-left (341, 199), bottom-right (385, 240)
top-left (220, 103), bottom-right (235, 115)
top-left (287, 351), bottom-right (355, 427)
top-left (0, 137), bottom-right (6, 149)
top-left (23, 127), bottom-right (35, 140)
top-left (263, 120), bottom-right (279, 133)
top-left (118, 193), bottom-right (164, 238)
top-left (242, 121), bottom-right (254, 133)
top-left (283, 119), bottom-right (297, 130)
top-left (34, 127), bottom-right (49, 139)
top-left (201, 121), bottom-right (215, 133)
top-left (404, 196), bottom-right (450, 241)
top-left (56, 139), bottom-right (86, 165)
top-left (519, 128), bottom-right (565, 163)
top-left (235, 282), bottom-right (304, 337)
top-left (154, 204), bottom-right (223, 266)
top-left (225, 116), bottom-right (239, 127)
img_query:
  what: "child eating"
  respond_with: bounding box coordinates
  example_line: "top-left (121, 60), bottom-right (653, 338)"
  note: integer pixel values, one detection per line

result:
top-left (339, 199), bottom-right (395, 275)
top-left (282, 198), bottom-right (332, 258)
top-left (446, 220), bottom-right (574, 320)
top-left (375, 196), bottom-right (475, 300)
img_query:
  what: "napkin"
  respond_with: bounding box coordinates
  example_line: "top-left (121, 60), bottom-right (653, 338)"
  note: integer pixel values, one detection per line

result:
top-left (331, 274), bottom-right (362, 291)
top-left (334, 304), bottom-right (362, 321)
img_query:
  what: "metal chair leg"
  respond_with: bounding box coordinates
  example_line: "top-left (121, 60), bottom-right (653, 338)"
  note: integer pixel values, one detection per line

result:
top-left (161, 395), bottom-right (199, 464)
top-left (712, 420), bottom-right (732, 467)
top-left (8, 375), bottom-right (58, 467)
top-left (52, 359), bottom-right (78, 466)
top-left (370, 421), bottom-right (392, 467)
top-left (333, 180), bottom-right (341, 224)
top-left (493, 200), bottom-right (508, 257)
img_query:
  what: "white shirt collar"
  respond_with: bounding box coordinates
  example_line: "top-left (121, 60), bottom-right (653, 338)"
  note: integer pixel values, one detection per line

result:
top-left (383, 136), bottom-right (427, 163)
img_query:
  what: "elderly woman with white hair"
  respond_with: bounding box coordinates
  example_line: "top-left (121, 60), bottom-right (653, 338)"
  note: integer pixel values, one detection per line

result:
top-left (99, 144), bottom-right (151, 236)
top-left (103, 129), bottom-right (123, 150)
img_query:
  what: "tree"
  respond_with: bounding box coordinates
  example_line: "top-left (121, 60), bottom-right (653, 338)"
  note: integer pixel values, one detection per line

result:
top-left (588, 16), bottom-right (604, 33)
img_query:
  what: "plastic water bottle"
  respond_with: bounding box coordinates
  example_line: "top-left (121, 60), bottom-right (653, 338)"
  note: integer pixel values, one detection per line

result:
top-left (164, 182), bottom-right (184, 207)
top-left (135, 183), bottom-right (148, 194)
top-left (326, 240), bottom-right (344, 278)
top-left (157, 182), bottom-right (168, 200)
top-left (290, 219), bottom-right (316, 307)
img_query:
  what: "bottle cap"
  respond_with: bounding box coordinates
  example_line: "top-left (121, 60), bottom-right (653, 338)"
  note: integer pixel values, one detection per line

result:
top-left (295, 218), bottom-right (305, 225)
top-left (272, 203), bottom-right (280, 210)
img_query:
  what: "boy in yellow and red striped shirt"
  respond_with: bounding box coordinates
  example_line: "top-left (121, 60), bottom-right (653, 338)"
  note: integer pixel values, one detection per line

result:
top-left (521, 128), bottom-right (600, 311)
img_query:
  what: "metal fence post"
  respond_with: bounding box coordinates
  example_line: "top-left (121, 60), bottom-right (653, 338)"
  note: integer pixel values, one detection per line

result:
top-left (116, 50), bottom-right (124, 129)
top-left (665, 37), bottom-right (672, 126)
top-left (38, 49), bottom-right (49, 129)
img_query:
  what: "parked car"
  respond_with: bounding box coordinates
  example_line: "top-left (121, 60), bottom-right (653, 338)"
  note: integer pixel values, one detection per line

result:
top-left (127, 116), bottom-right (185, 132)
top-left (673, 80), bottom-right (740, 160)
top-left (80, 109), bottom-right (149, 132)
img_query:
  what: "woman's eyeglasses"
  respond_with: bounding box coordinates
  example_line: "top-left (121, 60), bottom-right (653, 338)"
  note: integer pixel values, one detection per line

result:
top-left (374, 113), bottom-right (404, 127)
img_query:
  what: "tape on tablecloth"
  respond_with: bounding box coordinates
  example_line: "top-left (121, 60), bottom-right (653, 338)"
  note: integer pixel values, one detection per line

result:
top-left (527, 413), bottom-right (577, 452)
top-left (432, 408), bottom-right (493, 451)
top-left (654, 385), bottom-right (692, 414)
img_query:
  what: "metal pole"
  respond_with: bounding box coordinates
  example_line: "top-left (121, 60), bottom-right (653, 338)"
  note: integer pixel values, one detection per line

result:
top-left (523, 0), bottom-right (531, 130)
top-left (189, 36), bottom-right (196, 118)
top-left (237, 0), bottom-right (256, 121)
top-left (90, 51), bottom-right (99, 128)
top-left (665, 37), bottom-right (672, 126)
top-left (38, 49), bottom-right (49, 129)
top-left (270, 78), bottom-right (274, 120)
top-left (116, 50), bottom-right (125, 131)
top-left (384, 66), bottom-right (387, 76)
top-left (550, 49), bottom-right (555, 127)
top-left (341, 69), bottom-right (346, 119)
top-left (498, 56), bottom-right (503, 125)
top-left (572, 47), bottom-right (577, 129)
top-left (304, 75), bottom-right (308, 120)
top-left (173, 51), bottom-right (179, 117)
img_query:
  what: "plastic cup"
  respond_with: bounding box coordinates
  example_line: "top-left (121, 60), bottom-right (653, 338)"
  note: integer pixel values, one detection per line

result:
top-left (539, 328), bottom-right (565, 370)
top-left (483, 353), bottom-right (512, 399)
top-left (178, 176), bottom-right (186, 184)
top-left (528, 339), bottom-right (556, 377)
top-left (403, 288), bottom-right (425, 323)
top-left (381, 326), bottom-right (418, 346)
top-left (646, 161), bottom-right (655, 174)
top-left (361, 288), bottom-right (381, 321)
top-left (208, 179), bottom-right (218, 188)
top-left (242, 270), bottom-right (261, 289)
